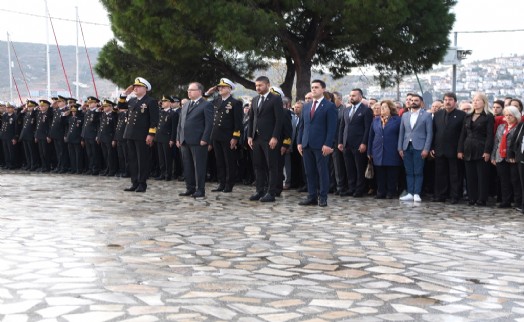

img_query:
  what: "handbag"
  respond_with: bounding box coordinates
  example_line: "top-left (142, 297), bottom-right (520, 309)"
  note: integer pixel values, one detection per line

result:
top-left (365, 159), bottom-right (374, 179)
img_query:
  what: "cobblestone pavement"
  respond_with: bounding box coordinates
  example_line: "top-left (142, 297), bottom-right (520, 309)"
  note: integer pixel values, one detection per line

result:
top-left (1, 172), bottom-right (524, 322)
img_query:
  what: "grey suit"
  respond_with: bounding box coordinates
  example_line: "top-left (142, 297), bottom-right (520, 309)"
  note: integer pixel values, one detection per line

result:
top-left (177, 98), bottom-right (214, 194)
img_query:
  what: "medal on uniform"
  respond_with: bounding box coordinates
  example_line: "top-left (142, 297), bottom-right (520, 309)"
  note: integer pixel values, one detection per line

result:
top-left (225, 102), bottom-right (232, 114)
top-left (165, 116), bottom-right (168, 122)
top-left (141, 103), bottom-right (147, 114)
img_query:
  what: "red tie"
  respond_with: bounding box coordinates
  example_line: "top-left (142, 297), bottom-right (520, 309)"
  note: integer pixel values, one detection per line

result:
top-left (310, 100), bottom-right (318, 119)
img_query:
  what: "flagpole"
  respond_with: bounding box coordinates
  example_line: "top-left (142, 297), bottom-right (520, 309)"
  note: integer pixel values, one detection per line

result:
top-left (45, 0), bottom-right (51, 98)
top-left (75, 6), bottom-right (79, 99)
top-left (7, 32), bottom-right (13, 102)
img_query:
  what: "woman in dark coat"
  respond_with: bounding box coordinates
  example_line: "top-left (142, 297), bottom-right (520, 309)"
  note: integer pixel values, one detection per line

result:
top-left (368, 100), bottom-right (402, 199)
top-left (458, 93), bottom-right (494, 206)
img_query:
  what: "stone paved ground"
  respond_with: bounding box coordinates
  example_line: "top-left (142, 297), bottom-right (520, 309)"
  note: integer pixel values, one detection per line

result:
top-left (1, 172), bottom-right (524, 322)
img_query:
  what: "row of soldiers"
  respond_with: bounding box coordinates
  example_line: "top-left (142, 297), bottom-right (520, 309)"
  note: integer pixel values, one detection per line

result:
top-left (0, 95), bottom-right (183, 179)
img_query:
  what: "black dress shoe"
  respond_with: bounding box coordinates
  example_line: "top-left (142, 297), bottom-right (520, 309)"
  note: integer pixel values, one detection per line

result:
top-left (318, 199), bottom-right (327, 207)
top-left (298, 198), bottom-right (317, 206)
top-left (498, 203), bottom-right (511, 208)
top-left (352, 192), bottom-right (363, 198)
top-left (450, 198), bottom-right (459, 204)
top-left (260, 193), bottom-right (275, 202)
top-left (91, 171), bottom-right (99, 176)
top-left (154, 175), bottom-right (165, 180)
top-left (476, 200), bottom-right (487, 206)
top-left (468, 200), bottom-right (476, 206)
top-left (165, 176), bottom-right (172, 181)
top-left (124, 185), bottom-right (138, 192)
top-left (135, 185), bottom-right (147, 193)
top-left (179, 190), bottom-right (195, 196)
top-left (340, 190), bottom-right (354, 197)
top-left (375, 195), bottom-right (386, 199)
top-left (192, 191), bottom-right (205, 199)
top-left (431, 197), bottom-right (446, 202)
top-left (223, 186), bottom-right (233, 193)
top-left (249, 192), bottom-right (263, 201)
top-left (211, 185), bottom-right (225, 192)
top-left (297, 186), bottom-right (308, 192)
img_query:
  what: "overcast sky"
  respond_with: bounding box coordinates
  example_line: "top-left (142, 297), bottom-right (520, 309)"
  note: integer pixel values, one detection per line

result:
top-left (1, 0), bottom-right (524, 62)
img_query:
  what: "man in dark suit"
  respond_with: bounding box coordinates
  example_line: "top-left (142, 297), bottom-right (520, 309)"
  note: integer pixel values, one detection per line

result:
top-left (19, 100), bottom-right (40, 171)
top-left (176, 82), bottom-right (214, 198)
top-left (297, 80), bottom-right (338, 207)
top-left (1, 103), bottom-right (19, 169)
top-left (338, 88), bottom-right (373, 197)
top-left (65, 104), bottom-right (84, 174)
top-left (430, 92), bottom-right (466, 204)
top-left (114, 102), bottom-right (129, 177)
top-left (49, 95), bottom-right (70, 173)
top-left (35, 100), bottom-right (53, 172)
top-left (154, 95), bottom-right (177, 181)
top-left (332, 92), bottom-right (348, 194)
top-left (247, 76), bottom-right (284, 202)
top-left (118, 77), bottom-right (159, 193)
top-left (205, 78), bottom-right (243, 192)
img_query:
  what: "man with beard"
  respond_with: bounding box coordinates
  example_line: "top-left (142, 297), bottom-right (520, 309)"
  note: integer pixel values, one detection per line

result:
top-left (247, 76), bottom-right (283, 202)
top-left (430, 92), bottom-right (466, 204)
top-left (398, 94), bottom-right (433, 202)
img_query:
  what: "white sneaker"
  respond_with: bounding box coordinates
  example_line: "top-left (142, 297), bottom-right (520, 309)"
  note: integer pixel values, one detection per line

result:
top-left (413, 194), bottom-right (422, 202)
top-left (399, 193), bottom-right (414, 201)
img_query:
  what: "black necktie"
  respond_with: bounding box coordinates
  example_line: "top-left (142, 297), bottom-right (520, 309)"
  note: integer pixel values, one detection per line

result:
top-left (189, 101), bottom-right (195, 109)
top-left (259, 96), bottom-right (265, 109)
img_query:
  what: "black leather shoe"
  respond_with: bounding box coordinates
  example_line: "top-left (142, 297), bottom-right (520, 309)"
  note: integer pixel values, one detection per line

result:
top-left (468, 200), bottom-right (476, 206)
top-left (154, 175), bottom-right (165, 180)
top-left (192, 191), bottom-right (205, 199)
top-left (124, 185), bottom-right (138, 192)
top-left (179, 190), bottom-right (195, 196)
top-left (211, 185), bottom-right (225, 192)
top-left (223, 186), bottom-right (233, 193)
top-left (431, 197), bottom-right (446, 202)
top-left (260, 193), bottom-right (275, 202)
top-left (340, 190), bottom-right (353, 197)
top-left (135, 185), bottom-right (147, 193)
top-left (498, 203), bottom-right (511, 208)
top-left (249, 192), bottom-right (263, 201)
top-left (298, 198), bottom-right (317, 206)
top-left (352, 192), bottom-right (363, 198)
top-left (450, 198), bottom-right (459, 204)
top-left (297, 186), bottom-right (307, 192)
top-left (375, 195), bottom-right (386, 199)
top-left (476, 201), bottom-right (487, 206)
top-left (165, 176), bottom-right (172, 181)
top-left (318, 199), bottom-right (328, 207)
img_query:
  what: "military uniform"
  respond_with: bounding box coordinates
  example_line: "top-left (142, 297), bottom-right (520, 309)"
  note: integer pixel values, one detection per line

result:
top-left (66, 105), bottom-right (84, 174)
top-left (49, 95), bottom-right (70, 173)
top-left (114, 108), bottom-right (129, 177)
top-left (35, 101), bottom-right (53, 172)
top-left (19, 101), bottom-right (40, 170)
top-left (97, 101), bottom-right (118, 176)
top-left (0, 105), bottom-right (19, 169)
top-left (154, 96), bottom-right (178, 181)
top-left (209, 91), bottom-right (243, 191)
top-left (81, 97), bottom-right (101, 175)
top-left (119, 77), bottom-right (159, 192)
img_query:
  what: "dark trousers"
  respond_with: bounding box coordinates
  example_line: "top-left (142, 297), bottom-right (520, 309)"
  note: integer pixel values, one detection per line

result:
top-left (2, 139), bottom-right (16, 168)
top-left (252, 138), bottom-right (280, 195)
top-left (127, 139), bottom-right (151, 187)
top-left (464, 159), bottom-right (490, 203)
top-left (497, 160), bottom-right (522, 206)
top-left (37, 139), bottom-right (51, 171)
top-left (518, 163), bottom-right (524, 209)
top-left (434, 156), bottom-right (463, 200)
top-left (375, 165), bottom-right (400, 198)
top-left (303, 147), bottom-right (330, 201)
top-left (22, 140), bottom-right (39, 169)
top-left (332, 148), bottom-right (347, 192)
top-left (343, 146), bottom-right (367, 194)
top-left (181, 144), bottom-right (208, 193)
top-left (290, 148), bottom-right (305, 189)
top-left (84, 138), bottom-right (100, 173)
top-left (213, 139), bottom-right (237, 188)
top-left (101, 141), bottom-right (117, 175)
top-left (53, 137), bottom-right (69, 170)
top-left (117, 140), bottom-right (129, 175)
top-left (238, 147), bottom-right (254, 184)
top-left (276, 149), bottom-right (285, 194)
top-left (156, 141), bottom-right (173, 179)
top-left (68, 143), bottom-right (83, 173)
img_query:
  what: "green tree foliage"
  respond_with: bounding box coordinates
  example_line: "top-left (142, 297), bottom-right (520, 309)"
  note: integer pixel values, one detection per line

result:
top-left (96, 0), bottom-right (456, 100)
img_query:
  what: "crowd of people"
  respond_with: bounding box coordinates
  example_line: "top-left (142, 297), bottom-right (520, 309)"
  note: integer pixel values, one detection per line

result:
top-left (1, 75), bottom-right (523, 211)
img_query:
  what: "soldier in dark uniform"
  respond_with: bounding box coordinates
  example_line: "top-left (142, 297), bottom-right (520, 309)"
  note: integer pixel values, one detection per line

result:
top-left (65, 103), bottom-right (84, 174)
top-left (35, 100), bottom-right (53, 172)
top-left (49, 95), bottom-right (70, 173)
top-left (270, 87), bottom-right (293, 197)
top-left (81, 96), bottom-right (101, 175)
top-left (97, 99), bottom-right (118, 176)
top-left (19, 100), bottom-right (40, 171)
top-left (154, 95), bottom-right (177, 181)
top-left (204, 78), bottom-right (243, 192)
top-left (114, 100), bottom-right (129, 177)
top-left (171, 97), bottom-right (183, 180)
top-left (118, 77), bottom-right (159, 193)
top-left (1, 103), bottom-right (19, 169)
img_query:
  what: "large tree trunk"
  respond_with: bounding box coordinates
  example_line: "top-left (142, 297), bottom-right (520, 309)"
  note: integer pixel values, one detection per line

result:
top-left (295, 58), bottom-right (312, 102)
top-left (280, 55), bottom-right (295, 101)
